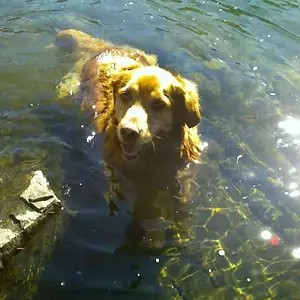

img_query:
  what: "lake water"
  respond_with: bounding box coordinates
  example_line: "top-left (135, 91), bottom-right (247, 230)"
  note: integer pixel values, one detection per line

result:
top-left (1, 0), bottom-right (300, 299)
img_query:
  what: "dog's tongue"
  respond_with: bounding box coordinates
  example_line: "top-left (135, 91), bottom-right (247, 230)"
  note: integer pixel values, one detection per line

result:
top-left (121, 143), bottom-right (139, 156)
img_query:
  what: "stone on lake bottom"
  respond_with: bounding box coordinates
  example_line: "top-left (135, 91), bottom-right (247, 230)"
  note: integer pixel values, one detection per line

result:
top-left (20, 170), bottom-right (60, 212)
top-left (0, 170), bottom-right (61, 270)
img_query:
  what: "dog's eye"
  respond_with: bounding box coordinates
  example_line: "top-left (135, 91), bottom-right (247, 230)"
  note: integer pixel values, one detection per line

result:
top-left (152, 99), bottom-right (167, 111)
top-left (120, 90), bottom-right (132, 102)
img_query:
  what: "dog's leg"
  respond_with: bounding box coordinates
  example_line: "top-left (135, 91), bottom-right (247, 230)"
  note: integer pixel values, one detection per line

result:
top-left (175, 161), bottom-right (200, 203)
top-left (103, 162), bottom-right (126, 215)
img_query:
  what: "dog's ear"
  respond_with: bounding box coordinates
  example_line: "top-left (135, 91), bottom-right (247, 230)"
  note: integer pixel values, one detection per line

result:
top-left (172, 76), bottom-right (201, 128)
top-left (112, 70), bottom-right (133, 93)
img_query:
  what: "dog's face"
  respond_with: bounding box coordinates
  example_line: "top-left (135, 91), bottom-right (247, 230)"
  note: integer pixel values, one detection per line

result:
top-left (113, 66), bottom-right (201, 161)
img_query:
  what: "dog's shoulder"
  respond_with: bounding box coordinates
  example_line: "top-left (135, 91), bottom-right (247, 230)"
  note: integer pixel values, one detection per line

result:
top-left (78, 56), bottom-right (116, 132)
top-left (78, 51), bottom-right (135, 116)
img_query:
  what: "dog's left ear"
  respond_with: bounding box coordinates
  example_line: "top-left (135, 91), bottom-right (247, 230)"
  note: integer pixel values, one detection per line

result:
top-left (173, 76), bottom-right (201, 128)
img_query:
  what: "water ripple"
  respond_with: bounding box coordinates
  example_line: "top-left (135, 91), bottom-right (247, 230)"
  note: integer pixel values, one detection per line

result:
top-left (1, 0), bottom-right (300, 299)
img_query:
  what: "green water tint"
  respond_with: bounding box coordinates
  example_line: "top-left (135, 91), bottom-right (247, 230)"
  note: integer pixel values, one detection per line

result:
top-left (1, 0), bottom-right (300, 299)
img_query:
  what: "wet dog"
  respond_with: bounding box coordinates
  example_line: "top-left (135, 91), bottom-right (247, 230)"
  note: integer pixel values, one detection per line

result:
top-left (54, 29), bottom-right (202, 224)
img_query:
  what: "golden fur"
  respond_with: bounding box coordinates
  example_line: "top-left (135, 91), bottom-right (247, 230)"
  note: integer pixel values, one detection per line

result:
top-left (54, 29), bottom-right (202, 207)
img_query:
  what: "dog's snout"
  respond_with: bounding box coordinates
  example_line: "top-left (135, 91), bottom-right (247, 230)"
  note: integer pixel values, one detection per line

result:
top-left (120, 127), bottom-right (139, 141)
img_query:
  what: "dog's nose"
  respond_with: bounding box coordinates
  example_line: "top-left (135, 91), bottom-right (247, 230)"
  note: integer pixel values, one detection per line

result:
top-left (120, 127), bottom-right (139, 142)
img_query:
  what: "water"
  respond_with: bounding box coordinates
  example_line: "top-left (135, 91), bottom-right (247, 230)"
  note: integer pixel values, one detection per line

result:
top-left (1, 0), bottom-right (300, 298)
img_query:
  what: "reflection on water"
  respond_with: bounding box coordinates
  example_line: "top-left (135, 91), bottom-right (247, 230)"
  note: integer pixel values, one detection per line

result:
top-left (292, 247), bottom-right (300, 259)
top-left (260, 229), bottom-right (272, 240)
top-left (278, 116), bottom-right (300, 136)
top-left (1, 0), bottom-right (300, 299)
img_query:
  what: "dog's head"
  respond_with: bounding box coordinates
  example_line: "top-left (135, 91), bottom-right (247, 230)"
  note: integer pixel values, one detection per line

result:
top-left (112, 66), bottom-right (201, 161)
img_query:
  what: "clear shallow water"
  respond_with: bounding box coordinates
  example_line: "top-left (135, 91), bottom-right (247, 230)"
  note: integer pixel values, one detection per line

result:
top-left (1, 0), bottom-right (300, 299)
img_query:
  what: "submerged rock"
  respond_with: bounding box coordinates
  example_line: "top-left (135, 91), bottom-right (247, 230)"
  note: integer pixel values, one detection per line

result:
top-left (20, 170), bottom-right (60, 212)
top-left (0, 170), bottom-right (60, 270)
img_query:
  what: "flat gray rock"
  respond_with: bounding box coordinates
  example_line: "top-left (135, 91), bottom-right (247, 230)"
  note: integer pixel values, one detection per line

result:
top-left (0, 170), bottom-right (61, 271)
top-left (20, 170), bottom-right (60, 212)
top-left (0, 228), bottom-right (21, 249)
top-left (0, 227), bottom-right (22, 263)
top-left (11, 210), bottom-right (42, 232)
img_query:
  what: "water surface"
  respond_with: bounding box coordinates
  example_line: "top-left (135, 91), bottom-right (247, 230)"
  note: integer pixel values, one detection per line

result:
top-left (1, 0), bottom-right (300, 299)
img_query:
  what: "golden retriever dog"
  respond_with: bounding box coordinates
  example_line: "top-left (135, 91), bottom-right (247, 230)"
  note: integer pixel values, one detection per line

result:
top-left (54, 30), bottom-right (202, 223)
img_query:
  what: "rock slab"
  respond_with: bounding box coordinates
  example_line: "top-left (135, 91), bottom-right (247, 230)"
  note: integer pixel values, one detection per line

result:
top-left (20, 170), bottom-right (60, 212)
top-left (0, 170), bottom-right (61, 270)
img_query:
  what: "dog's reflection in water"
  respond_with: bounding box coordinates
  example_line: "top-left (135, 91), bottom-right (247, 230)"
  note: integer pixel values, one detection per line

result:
top-left (103, 159), bottom-right (201, 253)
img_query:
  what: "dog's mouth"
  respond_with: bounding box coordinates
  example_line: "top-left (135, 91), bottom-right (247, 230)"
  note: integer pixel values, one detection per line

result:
top-left (120, 142), bottom-right (141, 161)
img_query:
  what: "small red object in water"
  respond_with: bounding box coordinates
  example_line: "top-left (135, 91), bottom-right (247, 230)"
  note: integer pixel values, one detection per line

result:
top-left (271, 236), bottom-right (280, 246)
